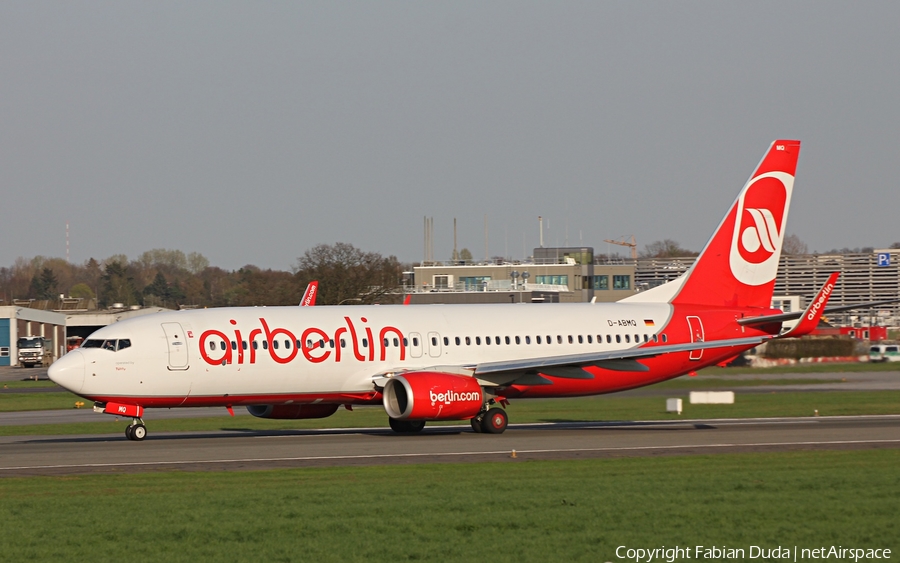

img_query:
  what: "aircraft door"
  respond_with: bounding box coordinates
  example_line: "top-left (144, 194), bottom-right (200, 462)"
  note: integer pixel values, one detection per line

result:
top-left (686, 316), bottom-right (704, 361)
top-left (408, 333), bottom-right (423, 358)
top-left (161, 322), bottom-right (189, 370)
top-left (427, 332), bottom-right (442, 358)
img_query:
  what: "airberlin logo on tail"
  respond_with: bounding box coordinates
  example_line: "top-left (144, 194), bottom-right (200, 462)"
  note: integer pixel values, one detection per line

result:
top-left (807, 282), bottom-right (834, 321)
top-left (729, 171), bottom-right (794, 286)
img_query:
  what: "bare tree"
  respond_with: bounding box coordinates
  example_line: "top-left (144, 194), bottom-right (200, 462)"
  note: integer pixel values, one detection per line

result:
top-left (640, 239), bottom-right (697, 258)
top-left (295, 243), bottom-right (402, 305)
top-left (782, 234), bottom-right (809, 255)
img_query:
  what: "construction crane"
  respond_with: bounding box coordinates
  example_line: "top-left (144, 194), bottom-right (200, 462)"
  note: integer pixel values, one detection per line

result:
top-left (603, 235), bottom-right (638, 260)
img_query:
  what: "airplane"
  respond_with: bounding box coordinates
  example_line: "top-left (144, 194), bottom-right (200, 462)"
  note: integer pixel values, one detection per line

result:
top-left (49, 139), bottom-right (847, 441)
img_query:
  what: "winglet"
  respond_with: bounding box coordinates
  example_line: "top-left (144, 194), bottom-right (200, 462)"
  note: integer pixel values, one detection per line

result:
top-left (779, 272), bottom-right (839, 338)
top-left (300, 281), bottom-right (318, 306)
top-left (403, 294), bottom-right (411, 306)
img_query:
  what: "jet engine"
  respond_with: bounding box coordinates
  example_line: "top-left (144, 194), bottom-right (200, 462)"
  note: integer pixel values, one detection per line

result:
top-left (246, 404), bottom-right (339, 419)
top-left (383, 372), bottom-right (483, 421)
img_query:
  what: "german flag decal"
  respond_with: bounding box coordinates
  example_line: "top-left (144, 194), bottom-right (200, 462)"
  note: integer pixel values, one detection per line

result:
top-left (644, 319), bottom-right (655, 327)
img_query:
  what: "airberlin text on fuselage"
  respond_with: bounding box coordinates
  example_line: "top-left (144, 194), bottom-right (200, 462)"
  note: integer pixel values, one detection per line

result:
top-left (198, 316), bottom-right (405, 366)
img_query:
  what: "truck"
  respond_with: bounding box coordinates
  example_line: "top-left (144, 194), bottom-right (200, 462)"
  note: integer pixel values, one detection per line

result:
top-left (17, 336), bottom-right (51, 368)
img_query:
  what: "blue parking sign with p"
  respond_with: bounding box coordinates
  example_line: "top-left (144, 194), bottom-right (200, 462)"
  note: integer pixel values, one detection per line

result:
top-left (877, 252), bottom-right (891, 267)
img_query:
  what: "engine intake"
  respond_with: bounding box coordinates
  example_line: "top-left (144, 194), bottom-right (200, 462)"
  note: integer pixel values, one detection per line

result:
top-left (246, 404), bottom-right (339, 419)
top-left (383, 372), bottom-right (483, 421)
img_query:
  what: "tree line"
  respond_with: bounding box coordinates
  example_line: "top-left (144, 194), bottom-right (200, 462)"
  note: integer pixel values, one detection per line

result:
top-left (0, 244), bottom-right (408, 310)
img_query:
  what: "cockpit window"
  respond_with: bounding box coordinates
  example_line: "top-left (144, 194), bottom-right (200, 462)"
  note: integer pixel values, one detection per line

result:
top-left (82, 339), bottom-right (131, 351)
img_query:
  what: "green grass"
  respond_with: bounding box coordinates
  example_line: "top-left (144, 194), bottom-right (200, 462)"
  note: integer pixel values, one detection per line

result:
top-left (0, 450), bottom-right (897, 562)
top-left (651, 377), bottom-right (844, 389)
top-left (0, 380), bottom-right (59, 389)
top-left (2, 391), bottom-right (899, 437)
top-left (0, 391), bottom-right (88, 412)
top-left (698, 362), bottom-right (900, 375)
top-left (0, 377), bottom-right (847, 413)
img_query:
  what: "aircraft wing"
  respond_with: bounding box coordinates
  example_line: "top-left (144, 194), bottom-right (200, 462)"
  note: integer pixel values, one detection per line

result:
top-left (470, 335), bottom-right (769, 385)
top-left (474, 273), bottom-right (845, 387)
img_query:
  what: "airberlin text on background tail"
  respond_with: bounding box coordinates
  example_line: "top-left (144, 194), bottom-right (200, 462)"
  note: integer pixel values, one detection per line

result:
top-left (50, 140), bottom-right (837, 441)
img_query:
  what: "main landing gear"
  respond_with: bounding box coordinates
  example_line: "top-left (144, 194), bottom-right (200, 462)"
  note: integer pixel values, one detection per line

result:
top-left (471, 407), bottom-right (508, 434)
top-left (125, 418), bottom-right (147, 441)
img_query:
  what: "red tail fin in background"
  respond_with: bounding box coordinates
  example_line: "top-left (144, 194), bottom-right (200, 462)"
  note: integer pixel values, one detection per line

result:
top-left (625, 140), bottom-right (801, 309)
top-left (300, 281), bottom-right (318, 306)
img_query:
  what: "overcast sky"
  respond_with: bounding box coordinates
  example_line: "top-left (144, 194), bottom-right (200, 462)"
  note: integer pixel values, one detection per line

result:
top-left (2, 2), bottom-right (898, 270)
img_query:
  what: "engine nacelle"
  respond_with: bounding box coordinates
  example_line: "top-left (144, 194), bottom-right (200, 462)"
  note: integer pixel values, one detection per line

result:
top-left (383, 372), bottom-right (483, 421)
top-left (247, 404), bottom-right (339, 419)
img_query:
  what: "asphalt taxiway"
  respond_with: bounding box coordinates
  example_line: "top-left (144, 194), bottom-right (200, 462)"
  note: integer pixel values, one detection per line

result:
top-left (1, 415), bottom-right (898, 477)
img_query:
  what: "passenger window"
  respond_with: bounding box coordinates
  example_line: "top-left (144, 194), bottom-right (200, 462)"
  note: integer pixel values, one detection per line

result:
top-left (616, 335), bottom-right (621, 343)
top-left (319, 340), bottom-right (325, 349)
top-left (578, 335), bottom-right (583, 344)
top-left (662, 334), bottom-right (668, 343)
top-left (443, 337), bottom-right (449, 346)
top-left (383, 338), bottom-right (390, 348)
top-left (263, 340), bottom-right (268, 350)
top-left (525, 336), bottom-right (531, 344)
top-left (643, 335), bottom-right (649, 343)
top-left (465, 336), bottom-right (471, 345)
top-left (296, 340), bottom-right (302, 349)
top-left (455, 337), bottom-right (461, 345)
top-left (394, 338), bottom-right (400, 347)
top-left (557, 335), bottom-right (563, 344)
top-left (607, 335), bottom-right (612, 344)
top-left (476, 337), bottom-right (481, 345)
top-left (363, 339), bottom-right (368, 348)
top-left (403, 338), bottom-right (408, 347)
top-left (495, 336), bottom-right (501, 345)
top-left (485, 337), bottom-right (491, 346)
top-left (625, 335), bottom-right (631, 343)
top-left (243, 341), bottom-right (248, 350)
top-left (285, 339), bottom-right (291, 349)
top-left (568, 335), bottom-right (574, 344)
top-left (505, 336), bottom-right (511, 345)
top-left (231, 341), bottom-right (237, 350)
top-left (536, 335), bottom-right (542, 344)
top-left (273, 340), bottom-right (279, 350)
top-left (117, 339), bottom-right (132, 351)
top-left (653, 335), bottom-right (658, 343)
top-left (587, 335), bottom-right (592, 344)
top-left (342, 339), bottom-right (347, 348)
top-left (515, 336), bottom-right (520, 345)
top-left (209, 341), bottom-right (216, 351)
top-left (330, 340), bottom-right (335, 349)
top-left (431, 337), bottom-right (437, 346)
top-left (412, 337), bottom-right (419, 346)
top-left (634, 334), bottom-right (639, 342)
top-left (546, 335), bottom-right (551, 344)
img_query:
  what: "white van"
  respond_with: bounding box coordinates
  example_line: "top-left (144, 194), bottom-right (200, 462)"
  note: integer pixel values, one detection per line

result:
top-left (869, 344), bottom-right (900, 363)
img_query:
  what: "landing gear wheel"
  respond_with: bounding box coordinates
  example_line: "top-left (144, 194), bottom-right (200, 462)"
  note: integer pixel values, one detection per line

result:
top-left (125, 425), bottom-right (134, 440)
top-left (389, 418), bottom-right (426, 433)
top-left (131, 424), bottom-right (147, 441)
top-left (482, 408), bottom-right (508, 434)
top-left (470, 414), bottom-right (484, 433)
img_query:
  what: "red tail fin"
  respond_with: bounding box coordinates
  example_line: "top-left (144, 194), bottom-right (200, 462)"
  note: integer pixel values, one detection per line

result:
top-left (626, 140), bottom-right (800, 308)
top-left (300, 281), bottom-right (318, 306)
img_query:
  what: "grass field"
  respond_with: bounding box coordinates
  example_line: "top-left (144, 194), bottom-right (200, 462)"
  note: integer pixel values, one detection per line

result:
top-left (2, 390), bottom-right (899, 437)
top-left (698, 362), bottom-right (900, 375)
top-left (0, 450), bottom-right (896, 562)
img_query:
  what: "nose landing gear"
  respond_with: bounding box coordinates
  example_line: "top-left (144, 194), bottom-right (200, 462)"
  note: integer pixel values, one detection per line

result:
top-left (125, 418), bottom-right (147, 441)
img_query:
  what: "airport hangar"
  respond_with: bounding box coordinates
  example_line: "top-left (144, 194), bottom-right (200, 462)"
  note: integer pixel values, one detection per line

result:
top-left (0, 305), bottom-right (168, 367)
